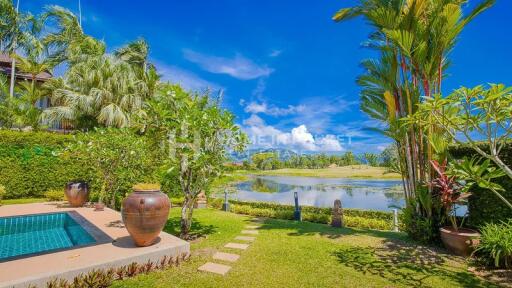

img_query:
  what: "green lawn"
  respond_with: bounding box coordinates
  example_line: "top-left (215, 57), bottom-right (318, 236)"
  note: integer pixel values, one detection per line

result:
top-left (251, 165), bottom-right (401, 179)
top-left (1, 198), bottom-right (47, 205)
top-left (113, 208), bottom-right (493, 288)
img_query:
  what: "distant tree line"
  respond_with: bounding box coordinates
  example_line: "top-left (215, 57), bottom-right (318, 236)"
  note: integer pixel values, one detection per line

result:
top-left (244, 145), bottom-right (399, 170)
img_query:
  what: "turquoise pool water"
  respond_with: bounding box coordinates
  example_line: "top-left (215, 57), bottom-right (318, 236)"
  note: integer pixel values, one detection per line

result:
top-left (0, 212), bottom-right (95, 261)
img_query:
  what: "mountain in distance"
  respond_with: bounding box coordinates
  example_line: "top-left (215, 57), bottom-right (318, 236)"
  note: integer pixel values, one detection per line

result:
top-left (229, 148), bottom-right (297, 162)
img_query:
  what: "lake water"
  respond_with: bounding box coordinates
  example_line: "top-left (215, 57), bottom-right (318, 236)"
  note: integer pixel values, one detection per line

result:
top-left (227, 175), bottom-right (405, 211)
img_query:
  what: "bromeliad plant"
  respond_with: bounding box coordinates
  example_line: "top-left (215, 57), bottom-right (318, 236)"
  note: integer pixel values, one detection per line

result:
top-left (430, 159), bottom-right (469, 231)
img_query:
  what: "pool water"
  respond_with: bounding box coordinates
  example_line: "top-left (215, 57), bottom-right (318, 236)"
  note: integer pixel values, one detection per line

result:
top-left (0, 212), bottom-right (96, 260)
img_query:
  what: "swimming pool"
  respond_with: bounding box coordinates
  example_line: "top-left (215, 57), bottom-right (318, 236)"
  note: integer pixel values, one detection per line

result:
top-left (0, 212), bottom-right (96, 261)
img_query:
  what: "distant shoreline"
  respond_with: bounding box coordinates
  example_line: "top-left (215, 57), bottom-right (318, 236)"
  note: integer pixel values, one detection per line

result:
top-left (245, 165), bottom-right (402, 179)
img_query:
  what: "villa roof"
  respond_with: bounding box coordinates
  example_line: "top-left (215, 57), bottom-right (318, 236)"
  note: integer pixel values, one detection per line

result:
top-left (0, 53), bottom-right (52, 82)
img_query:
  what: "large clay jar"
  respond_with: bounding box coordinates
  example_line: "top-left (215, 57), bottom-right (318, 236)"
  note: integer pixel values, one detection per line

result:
top-left (122, 188), bottom-right (170, 247)
top-left (64, 181), bottom-right (89, 207)
top-left (440, 227), bottom-right (480, 256)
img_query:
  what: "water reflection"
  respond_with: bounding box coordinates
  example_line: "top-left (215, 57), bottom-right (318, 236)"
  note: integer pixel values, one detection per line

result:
top-left (228, 175), bottom-right (405, 211)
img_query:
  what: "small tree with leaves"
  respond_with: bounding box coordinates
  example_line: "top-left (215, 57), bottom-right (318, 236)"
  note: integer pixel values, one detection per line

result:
top-left (414, 84), bottom-right (512, 209)
top-left (145, 84), bottom-right (246, 239)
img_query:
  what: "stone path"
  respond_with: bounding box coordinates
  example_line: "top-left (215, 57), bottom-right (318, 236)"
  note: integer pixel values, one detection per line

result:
top-left (198, 222), bottom-right (261, 275)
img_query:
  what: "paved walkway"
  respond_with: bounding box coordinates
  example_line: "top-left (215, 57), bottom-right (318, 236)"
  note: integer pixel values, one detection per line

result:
top-left (198, 219), bottom-right (261, 276)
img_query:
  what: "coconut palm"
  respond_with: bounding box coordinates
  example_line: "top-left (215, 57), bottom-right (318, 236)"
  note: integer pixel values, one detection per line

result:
top-left (42, 5), bottom-right (104, 65)
top-left (0, 0), bottom-right (42, 97)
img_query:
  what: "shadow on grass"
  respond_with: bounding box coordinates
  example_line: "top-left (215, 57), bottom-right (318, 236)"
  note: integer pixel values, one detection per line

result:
top-left (254, 218), bottom-right (494, 287)
top-left (163, 216), bottom-right (218, 240)
top-left (254, 217), bottom-right (407, 241)
top-left (332, 240), bottom-right (493, 288)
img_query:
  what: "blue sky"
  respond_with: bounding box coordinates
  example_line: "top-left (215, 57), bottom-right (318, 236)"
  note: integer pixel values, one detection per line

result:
top-left (23, 0), bottom-right (512, 154)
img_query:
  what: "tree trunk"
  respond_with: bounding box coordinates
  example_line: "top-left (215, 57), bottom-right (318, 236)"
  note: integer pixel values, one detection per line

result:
top-left (9, 57), bottom-right (15, 97)
top-left (180, 196), bottom-right (194, 239)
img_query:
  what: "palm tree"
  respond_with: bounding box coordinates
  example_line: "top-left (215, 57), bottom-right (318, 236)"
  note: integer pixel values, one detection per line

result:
top-left (0, 0), bottom-right (41, 97)
top-left (333, 0), bottom-right (495, 202)
top-left (42, 55), bottom-right (149, 129)
top-left (42, 5), bottom-right (104, 66)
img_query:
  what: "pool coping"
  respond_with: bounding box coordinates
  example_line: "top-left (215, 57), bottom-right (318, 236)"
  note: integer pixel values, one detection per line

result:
top-left (0, 202), bottom-right (189, 288)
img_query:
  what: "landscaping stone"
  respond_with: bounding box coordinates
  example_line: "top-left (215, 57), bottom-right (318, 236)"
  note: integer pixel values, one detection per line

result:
top-left (245, 225), bottom-right (260, 229)
top-left (241, 230), bottom-right (259, 235)
top-left (198, 262), bottom-right (231, 275)
top-left (331, 199), bottom-right (344, 228)
top-left (235, 236), bottom-right (255, 242)
top-left (225, 243), bottom-right (249, 250)
top-left (213, 252), bottom-right (240, 262)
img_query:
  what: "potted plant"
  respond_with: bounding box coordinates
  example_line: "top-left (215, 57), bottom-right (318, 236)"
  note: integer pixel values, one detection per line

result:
top-left (64, 180), bottom-right (90, 207)
top-left (430, 160), bottom-right (479, 256)
top-left (121, 183), bottom-right (170, 247)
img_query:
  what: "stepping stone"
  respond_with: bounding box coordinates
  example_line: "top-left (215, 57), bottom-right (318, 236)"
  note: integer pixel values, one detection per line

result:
top-left (213, 252), bottom-right (240, 263)
top-left (245, 225), bottom-right (260, 229)
top-left (241, 230), bottom-right (259, 235)
top-left (198, 262), bottom-right (231, 275)
top-left (225, 242), bottom-right (249, 250)
top-left (235, 236), bottom-right (255, 242)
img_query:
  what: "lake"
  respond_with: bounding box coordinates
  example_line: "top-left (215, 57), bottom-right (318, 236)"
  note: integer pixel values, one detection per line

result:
top-left (226, 175), bottom-right (405, 211)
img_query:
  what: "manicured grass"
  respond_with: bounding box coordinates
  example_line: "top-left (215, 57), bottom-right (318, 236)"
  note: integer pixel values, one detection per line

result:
top-left (252, 165), bottom-right (401, 179)
top-left (1, 198), bottom-right (47, 205)
top-left (113, 208), bottom-right (494, 288)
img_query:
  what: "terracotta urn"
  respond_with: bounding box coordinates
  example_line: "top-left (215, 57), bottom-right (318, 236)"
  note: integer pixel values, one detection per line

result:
top-left (440, 227), bottom-right (480, 257)
top-left (122, 187), bottom-right (170, 247)
top-left (64, 181), bottom-right (89, 207)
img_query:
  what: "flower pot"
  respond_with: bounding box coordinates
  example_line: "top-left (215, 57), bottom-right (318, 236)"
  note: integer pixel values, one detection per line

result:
top-left (122, 188), bottom-right (170, 247)
top-left (64, 181), bottom-right (89, 207)
top-left (440, 227), bottom-right (480, 257)
top-left (94, 202), bottom-right (105, 211)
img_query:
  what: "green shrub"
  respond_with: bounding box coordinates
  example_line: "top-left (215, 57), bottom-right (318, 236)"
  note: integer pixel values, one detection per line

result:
top-left (450, 143), bottom-right (512, 227)
top-left (210, 198), bottom-right (394, 231)
top-left (44, 189), bottom-right (65, 201)
top-left (0, 130), bottom-right (162, 205)
top-left (475, 220), bottom-right (512, 268)
top-left (0, 184), bottom-right (5, 205)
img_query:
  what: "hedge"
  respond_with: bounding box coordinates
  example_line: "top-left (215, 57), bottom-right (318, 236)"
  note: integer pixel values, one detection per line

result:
top-left (449, 142), bottom-right (512, 227)
top-left (0, 130), bottom-right (99, 199)
top-left (0, 130), bottom-right (160, 202)
top-left (209, 198), bottom-right (394, 231)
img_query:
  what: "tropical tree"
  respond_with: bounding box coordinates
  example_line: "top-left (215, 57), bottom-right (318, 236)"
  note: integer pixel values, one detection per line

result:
top-left (363, 152), bottom-right (380, 167)
top-left (414, 84), bottom-right (512, 208)
top-left (144, 84), bottom-right (246, 239)
top-left (42, 5), bottom-right (104, 65)
top-left (333, 0), bottom-right (494, 201)
top-left (42, 55), bottom-right (149, 129)
top-left (0, 0), bottom-right (42, 97)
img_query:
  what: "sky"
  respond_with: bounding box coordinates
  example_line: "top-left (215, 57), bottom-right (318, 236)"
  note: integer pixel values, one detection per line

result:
top-left (22, 0), bottom-right (512, 155)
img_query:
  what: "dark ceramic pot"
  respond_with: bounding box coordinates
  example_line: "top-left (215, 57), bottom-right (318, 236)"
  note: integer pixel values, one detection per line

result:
top-left (64, 181), bottom-right (89, 207)
top-left (440, 227), bottom-right (480, 257)
top-left (122, 189), bottom-right (170, 247)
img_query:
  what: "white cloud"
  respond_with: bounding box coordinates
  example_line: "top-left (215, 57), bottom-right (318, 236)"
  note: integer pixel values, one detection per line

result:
top-left (183, 49), bottom-right (273, 80)
top-left (286, 96), bottom-right (358, 133)
top-left (243, 101), bottom-right (306, 117)
top-left (252, 78), bottom-right (267, 98)
top-left (241, 115), bottom-right (343, 152)
top-left (154, 61), bottom-right (222, 92)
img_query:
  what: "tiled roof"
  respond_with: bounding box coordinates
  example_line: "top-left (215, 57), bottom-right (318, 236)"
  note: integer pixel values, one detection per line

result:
top-left (0, 53), bottom-right (52, 81)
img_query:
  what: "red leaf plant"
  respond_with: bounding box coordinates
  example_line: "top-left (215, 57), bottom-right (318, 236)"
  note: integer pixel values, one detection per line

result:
top-left (429, 159), bottom-right (471, 231)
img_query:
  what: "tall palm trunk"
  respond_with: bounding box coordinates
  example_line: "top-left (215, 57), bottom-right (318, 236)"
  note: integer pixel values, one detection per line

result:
top-left (9, 57), bottom-right (15, 97)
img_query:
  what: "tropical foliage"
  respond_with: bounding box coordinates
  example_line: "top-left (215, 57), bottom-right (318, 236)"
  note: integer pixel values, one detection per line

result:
top-left (333, 0), bottom-right (495, 241)
top-left (142, 84), bottom-right (247, 238)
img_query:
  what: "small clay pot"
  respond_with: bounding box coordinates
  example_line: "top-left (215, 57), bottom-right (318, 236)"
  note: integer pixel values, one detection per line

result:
top-left (64, 181), bottom-right (89, 207)
top-left (440, 227), bottom-right (480, 257)
top-left (122, 188), bottom-right (170, 247)
top-left (94, 202), bottom-right (105, 211)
